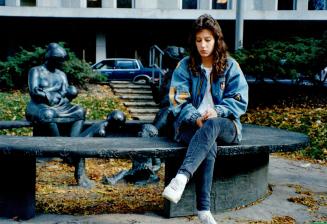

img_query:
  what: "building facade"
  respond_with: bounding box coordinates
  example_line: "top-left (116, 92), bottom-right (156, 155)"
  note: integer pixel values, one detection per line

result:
top-left (0, 0), bottom-right (326, 65)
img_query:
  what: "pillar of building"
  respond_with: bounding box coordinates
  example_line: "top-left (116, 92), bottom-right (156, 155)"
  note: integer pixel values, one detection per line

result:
top-left (198, 0), bottom-right (211, 9)
top-left (102, 0), bottom-right (116, 8)
top-left (61, 0), bottom-right (86, 8)
top-left (251, 0), bottom-right (279, 10)
top-left (235, 0), bottom-right (244, 50)
top-left (96, 32), bottom-right (107, 63)
top-left (157, 0), bottom-right (180, 9)
top-left (135, 0), bottom-right (157, 8)
top-left (36, 0), bottom-right (61, 7)
top-left (244, 0), bottom-right (255, 10)
top-left (5, 0), bottom-right (19, 6)
top-left (263, 0), bottom-right (278, 10)
top-left (80, 0), bottom-right (87, 8)
top-left (297, 0), bottom-right (308, 11)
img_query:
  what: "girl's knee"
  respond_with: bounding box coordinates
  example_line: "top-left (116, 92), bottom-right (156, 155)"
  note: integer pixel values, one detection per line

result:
top-left (202, 118), bottom-right (215, 129)
top-left (203, 117), bottom-right (223, 129)
top-left (204, 117), bottom-right (231, 129)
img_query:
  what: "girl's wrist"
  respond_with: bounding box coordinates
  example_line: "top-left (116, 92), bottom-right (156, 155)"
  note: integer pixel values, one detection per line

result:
top-left (196, 117), bottom-right (203, 127)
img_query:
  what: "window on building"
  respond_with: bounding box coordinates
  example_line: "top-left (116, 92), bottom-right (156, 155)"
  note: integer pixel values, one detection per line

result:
top-left (0, 0), bottom-right (5, 6)
top-left (21, 0), bottom-right (36, 6)
top-left (88, 0), bottom-right (102, 8)
top-left (212, 0), bottom-right (230, 9)
top-left (117, 0), bottom-right (134, 8)
top-left (182, 0), bottom-right (198, 9)
top-left (308, 0), bottom-right (327, 10)
top-left (278, 0), bottom-right (295, 10)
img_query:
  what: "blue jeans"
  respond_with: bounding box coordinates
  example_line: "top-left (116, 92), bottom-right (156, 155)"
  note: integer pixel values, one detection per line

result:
top-left (177, 117), bottom-right (238, 211)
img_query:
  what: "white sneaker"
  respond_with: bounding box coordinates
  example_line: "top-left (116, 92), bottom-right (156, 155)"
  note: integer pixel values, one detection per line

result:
top-left (198, 210), bottom-right (217, 224)
top-left (162, 174), bottom-right (187, 204)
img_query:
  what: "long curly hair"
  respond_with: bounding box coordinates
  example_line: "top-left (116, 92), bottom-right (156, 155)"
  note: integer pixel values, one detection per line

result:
top-left (188, 14), bottom-right (228, 80)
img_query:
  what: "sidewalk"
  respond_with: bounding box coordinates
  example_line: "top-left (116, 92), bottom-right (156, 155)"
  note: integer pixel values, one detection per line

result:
top-left (1, 156), bottom-right (326, 224)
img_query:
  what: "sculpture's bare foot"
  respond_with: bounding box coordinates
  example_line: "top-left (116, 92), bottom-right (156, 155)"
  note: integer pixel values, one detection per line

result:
top-left (77, 175), bottom-right (95, 189)
top-left (102, 170), bottom-right (129, 185)
top-left (74, 158), bottom-right (94, 188)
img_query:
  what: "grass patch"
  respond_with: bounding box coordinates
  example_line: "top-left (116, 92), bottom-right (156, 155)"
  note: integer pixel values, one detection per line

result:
top-left (242, 106), bottom-right (327, 161)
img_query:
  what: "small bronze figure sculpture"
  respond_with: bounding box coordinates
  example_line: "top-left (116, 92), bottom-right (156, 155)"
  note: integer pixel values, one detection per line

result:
top-left (80, 110), bottom-right (127, 138)
top-left (145, 46), bottom-right (187, 138)
top-left (102, 46), bottom-right (186, 186)
top-left (25, 43), bottom-right (93, 188)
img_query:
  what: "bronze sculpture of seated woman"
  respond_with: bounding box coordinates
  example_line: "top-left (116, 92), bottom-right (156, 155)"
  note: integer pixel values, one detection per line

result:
top-left (25, 43), bottom-right (93, 188)
top-left (26, 43), bottom-right (85, 136)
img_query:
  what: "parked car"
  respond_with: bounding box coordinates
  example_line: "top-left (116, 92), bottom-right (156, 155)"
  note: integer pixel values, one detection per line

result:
top-left (91, 58), bottom-right (162, 84)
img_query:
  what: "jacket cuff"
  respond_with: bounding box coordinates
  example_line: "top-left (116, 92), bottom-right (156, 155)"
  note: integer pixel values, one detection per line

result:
top-left (189, 112), bottom-right (202, 126)
top-left (215, 106), bottom-right (224, 117)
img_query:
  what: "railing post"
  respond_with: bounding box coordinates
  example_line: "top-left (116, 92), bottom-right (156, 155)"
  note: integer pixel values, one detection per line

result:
top-left (296, 0), bottom-right (308, 11)
top-left (149, 45), bottom-right (165, 87)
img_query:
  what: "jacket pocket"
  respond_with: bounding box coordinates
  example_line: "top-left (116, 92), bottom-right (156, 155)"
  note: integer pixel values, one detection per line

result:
top-left (175, 86), bottom-right (191, 105)
top-left (212, 77), bottom-right (225, 103)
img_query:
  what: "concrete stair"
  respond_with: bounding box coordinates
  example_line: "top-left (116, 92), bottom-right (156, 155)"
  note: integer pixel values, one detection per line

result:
top-left (120, 95), bottom-right (154, 101)
top-left (109, 81), bottom-right (159, 121)
top-left (109, 81), bottom-right (151, 89)
top-left (128, 108), bottom-right (160, 113)
top-left (114, 89), bottom-right (152, 94)
top-left (123, 102), bottom-right (159, 108)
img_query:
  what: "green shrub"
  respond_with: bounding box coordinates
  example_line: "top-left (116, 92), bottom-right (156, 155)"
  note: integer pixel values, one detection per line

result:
top-left (0, 46), bottom-right (44, 90)
top-left (233, 32), bottom-right (327, 85)
top-left (62, 44), bottom-right (106, 89)
top-left (0, 43), bottom-right (106, 90)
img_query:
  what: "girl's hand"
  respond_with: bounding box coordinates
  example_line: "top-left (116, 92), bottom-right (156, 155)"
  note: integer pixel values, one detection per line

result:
top-left (203, 108), bottom-right (217, 120)
top-left (196, 117), bottom-right (205, 128)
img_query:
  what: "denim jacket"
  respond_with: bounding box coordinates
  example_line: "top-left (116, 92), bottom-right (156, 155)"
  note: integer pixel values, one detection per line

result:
top-left (168, 56), bottom-right (248, 142)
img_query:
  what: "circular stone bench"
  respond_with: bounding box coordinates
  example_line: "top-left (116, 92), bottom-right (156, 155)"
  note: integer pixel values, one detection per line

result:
top-left (0, 121), bottom-right (309, 220)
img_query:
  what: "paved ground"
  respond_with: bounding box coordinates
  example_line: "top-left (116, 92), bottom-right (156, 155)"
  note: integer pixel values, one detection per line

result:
top-left (1, 156), bottom-right (326, 224)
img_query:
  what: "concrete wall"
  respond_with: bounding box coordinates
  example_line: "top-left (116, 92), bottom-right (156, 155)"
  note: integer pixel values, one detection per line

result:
top-left (0, 6), bottom-right (325, 20)
top-left (1, 0), bottom-right (322, 12)
top-left (5, 0), bottom-right (19, 6)
top-left (135, 0), bottom-right (157, 9)
top-left (1, 0), bottom-right (325, 21)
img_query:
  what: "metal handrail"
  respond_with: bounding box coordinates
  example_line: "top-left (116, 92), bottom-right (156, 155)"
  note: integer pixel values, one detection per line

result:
top-left (151, 63), bottom-right (165, 87)
top-left (149, 45), bottom-right (165, 88)
top-left (149, 45), bottom-right (164, 66)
